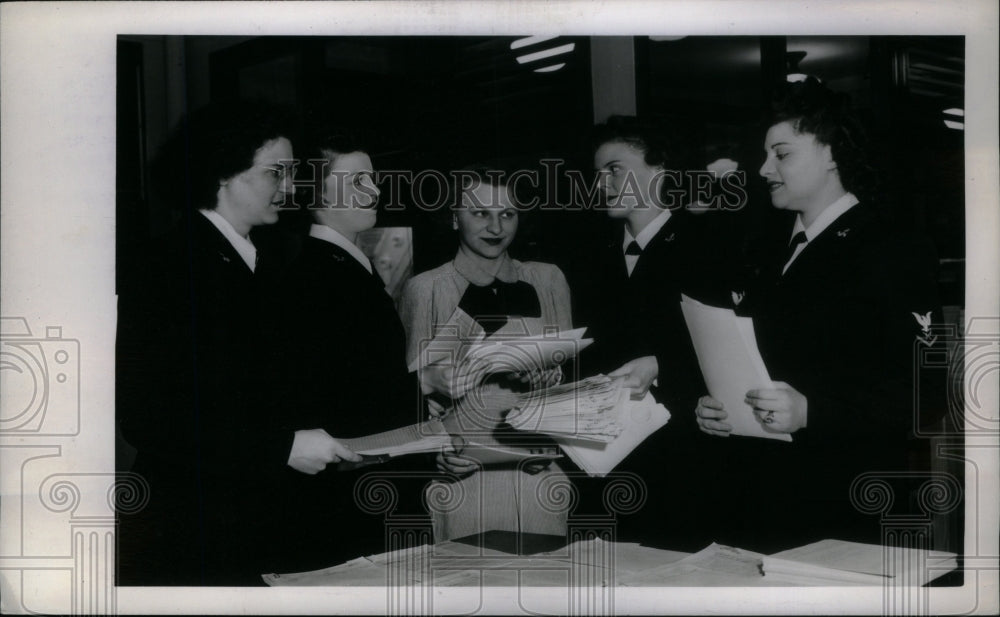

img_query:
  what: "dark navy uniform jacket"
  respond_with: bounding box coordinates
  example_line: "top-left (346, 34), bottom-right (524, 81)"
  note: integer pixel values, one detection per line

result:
top-left (714, 202), bottom-right (947, 552)
top-left (117, 213), bottom-right (292, 585)
top-left (570, 210), bottom-right (730, 549)
top-left (260, 234), bottom-right (424, 573)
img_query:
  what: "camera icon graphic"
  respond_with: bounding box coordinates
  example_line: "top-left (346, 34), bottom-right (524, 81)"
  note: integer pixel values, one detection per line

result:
top-left (914, 316), bottom-right (1000, 436)
top-left (0, 317), bottom-right (80, 435)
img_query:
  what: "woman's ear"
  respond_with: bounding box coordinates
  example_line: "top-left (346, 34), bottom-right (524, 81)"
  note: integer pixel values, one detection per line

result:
top-left (821, 144), bottom-right (837, 172)
top-left (452, 215), bottom-right (459, 230)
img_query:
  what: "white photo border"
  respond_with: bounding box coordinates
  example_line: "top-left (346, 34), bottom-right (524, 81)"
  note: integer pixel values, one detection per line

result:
top-left (1, 1), bottom-right (997, 615)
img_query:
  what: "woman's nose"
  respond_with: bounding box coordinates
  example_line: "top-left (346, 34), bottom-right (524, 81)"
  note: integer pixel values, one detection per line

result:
top-left (486, 216), bottom-right (502, 234)
top-left (759, 157), bottom-right (773, 178)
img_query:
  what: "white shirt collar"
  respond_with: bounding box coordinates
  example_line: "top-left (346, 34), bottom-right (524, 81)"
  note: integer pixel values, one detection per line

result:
top-left (623, 208), bottom-right (672, 252)
top-left (309, 224), bottom-right (373, 274)
top-left (199, 209), bottom-right (256, 272)
top-left (792, 192), bottom-right (859, 242)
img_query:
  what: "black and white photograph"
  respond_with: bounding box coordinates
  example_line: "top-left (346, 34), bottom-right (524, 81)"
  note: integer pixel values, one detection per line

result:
top-left (1, 2), bottom-right (997, 615)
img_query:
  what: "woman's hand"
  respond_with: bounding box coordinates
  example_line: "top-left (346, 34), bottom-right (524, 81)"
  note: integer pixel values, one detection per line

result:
top-left (287, 428), bottom-right (362, 475)
top-left (695, 395), bottom-right (733, 437)
top-left (608, 355), bottom-right (659, 400)
top-left (745, 381), bottom-right (808, 434)
top-left (420, 362), bottom-right (490, 399)
top-left (426, 398), bottom-right (450, 419)
top-left (435, 436), bottom-right (479, 478)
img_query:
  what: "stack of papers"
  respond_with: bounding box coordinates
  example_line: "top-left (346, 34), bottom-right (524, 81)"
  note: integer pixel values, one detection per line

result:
top-left (506, 376), bottom-right (627, 442)
top-left (461, 327), bottom-right (593, 376)
top-left (762, 539), bottom-right (958, 586)
top-left (680, 294), bottom-right (790, 442)
top-left (505, 376), bottom-right (671, 477)
top-left (408, 319), bottom-right (592, 376)
top-left (340, 419), bottom-right (452, 457)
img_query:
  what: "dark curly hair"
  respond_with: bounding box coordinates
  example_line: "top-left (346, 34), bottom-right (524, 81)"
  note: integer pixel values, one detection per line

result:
top-left (767, 78), bottom-right (879, 204)
top-left (151, 99), bottom-right (298, 212)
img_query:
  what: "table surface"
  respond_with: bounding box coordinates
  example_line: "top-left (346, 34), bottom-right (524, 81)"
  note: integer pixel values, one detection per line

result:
top-left (263, 537), bottom-right (804, 588)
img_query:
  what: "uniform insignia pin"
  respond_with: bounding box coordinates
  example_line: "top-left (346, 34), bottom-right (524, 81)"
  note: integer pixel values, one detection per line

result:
top-left (731, 291), bottom-right (744, 306)
top-left (912, 311), bottom-right (936, 345)
top-left (837, 228), bottom-right (850, 237)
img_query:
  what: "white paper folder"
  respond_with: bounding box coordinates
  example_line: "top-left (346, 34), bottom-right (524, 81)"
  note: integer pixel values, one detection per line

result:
top-left (680, 294), bottom-right (791, 442)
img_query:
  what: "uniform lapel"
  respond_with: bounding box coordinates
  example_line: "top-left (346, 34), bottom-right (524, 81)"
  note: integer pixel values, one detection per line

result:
top-left (630, 213), bottom-right (681, 282)
top-left (193, 213), bottom-right (254, 278)
top-left (780, 205), bottom-right (866, 283)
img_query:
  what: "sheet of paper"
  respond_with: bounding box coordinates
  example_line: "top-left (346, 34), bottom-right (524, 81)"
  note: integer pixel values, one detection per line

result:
top-left (680, 295), bottom-right (791, 442)
top-left (763, 539), bottom-right (958, 586)
top-left (408, 310), bottom-right (591, 376)
top-left (553, 390), bottom-right (671, 477)
top-left (340, 419), bottom-right (452, 456)
top-left (620, 543), bottom-right (768, 587)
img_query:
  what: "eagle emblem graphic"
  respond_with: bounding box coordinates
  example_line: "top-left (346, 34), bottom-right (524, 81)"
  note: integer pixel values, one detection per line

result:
top-left (912, 311), bottom-right (937, 346)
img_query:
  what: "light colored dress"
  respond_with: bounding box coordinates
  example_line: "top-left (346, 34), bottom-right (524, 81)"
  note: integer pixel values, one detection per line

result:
top-left (398, 251), bottom-right (574, 541)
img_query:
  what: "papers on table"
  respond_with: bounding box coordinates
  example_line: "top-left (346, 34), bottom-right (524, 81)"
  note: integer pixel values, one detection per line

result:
top-left (622, 543), bottom-right (768, 587)
top-left (506, 376), bottom-right (671, 477)
top-left (762, 539), bottom-right (959, 586)
top-left (263, 537), bottom-right (958, 588)
top-left (680, 294), bottom-right (790, 442)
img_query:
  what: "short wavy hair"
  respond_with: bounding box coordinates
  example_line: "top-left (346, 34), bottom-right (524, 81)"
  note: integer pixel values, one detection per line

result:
top-left (767, 78), bottom-right (878, 203)
top-left (592, 115), bottom-right (684, 171)
top-left (296, 124), bottom-right (373, 218)
top-left (151, 99), bottom-right (298, 211)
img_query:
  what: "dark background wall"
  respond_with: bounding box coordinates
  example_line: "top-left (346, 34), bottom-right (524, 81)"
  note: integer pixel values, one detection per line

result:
top-left (117, 34), bottom-right (965, 306)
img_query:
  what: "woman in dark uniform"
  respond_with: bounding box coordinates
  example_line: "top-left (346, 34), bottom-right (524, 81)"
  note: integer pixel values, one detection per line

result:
top-left (117, 101), bottom-right (364, 585)
top-left (695, 78), bottom-right (945, 553)
top-left (262, 129), bottom-right (426, 572)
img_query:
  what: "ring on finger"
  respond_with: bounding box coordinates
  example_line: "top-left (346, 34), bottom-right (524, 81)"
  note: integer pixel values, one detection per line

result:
top-left (762, 410), bottom-right (775, 424)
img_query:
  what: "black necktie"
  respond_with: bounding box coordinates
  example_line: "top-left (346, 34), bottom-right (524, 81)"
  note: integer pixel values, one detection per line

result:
top-left (782, 231), bottom-right (807, 271)
top-left (625, 241), bottom-right (642, 256)
top-left (368, 261), bottom-right (385, 288)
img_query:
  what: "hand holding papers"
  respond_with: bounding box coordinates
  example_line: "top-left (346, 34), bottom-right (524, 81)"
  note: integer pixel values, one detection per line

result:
top-left (680, 295), bottom-right (791, 442)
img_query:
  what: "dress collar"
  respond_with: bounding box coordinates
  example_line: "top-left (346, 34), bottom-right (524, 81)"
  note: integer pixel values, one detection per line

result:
top-left (453, 248), bottom-right (518, 286)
